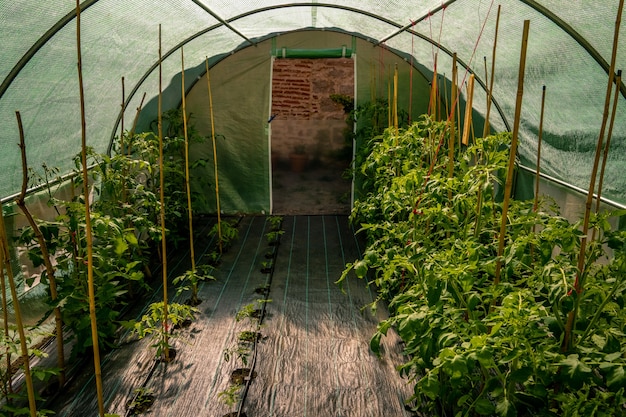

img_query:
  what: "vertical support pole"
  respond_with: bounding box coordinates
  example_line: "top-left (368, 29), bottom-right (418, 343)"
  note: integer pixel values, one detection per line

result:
top-left (494, 20), bottom-right (530, 286)
top-left (157, 24), bottom-right (170, 362)
top-left (76, 1), bottom-right (105, 414)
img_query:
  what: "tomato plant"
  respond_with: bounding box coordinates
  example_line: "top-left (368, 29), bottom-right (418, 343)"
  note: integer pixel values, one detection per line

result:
top-left (342, 116), bottom-right (626, 415)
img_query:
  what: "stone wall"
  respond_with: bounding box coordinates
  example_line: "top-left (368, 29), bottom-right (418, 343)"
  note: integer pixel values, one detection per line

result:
top-left (270, 58), bottom-right (354, 165)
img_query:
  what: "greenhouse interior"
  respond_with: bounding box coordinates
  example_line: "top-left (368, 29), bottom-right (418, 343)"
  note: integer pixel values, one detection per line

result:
top-left (1, 1), bottom-right (626, 416)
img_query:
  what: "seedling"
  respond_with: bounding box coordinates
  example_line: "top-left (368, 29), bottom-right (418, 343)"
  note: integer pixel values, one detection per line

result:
top-left (126, 387), bottom-right (155, 414)
top-left (267, 215), bottom-right (283, 231)
top-left (265, 230), bottom-right (284, 245)
top-left (173, 264), bottom-right (216, 306)
top-left (130, 301), bottom-right (198, 360)
top-left (218, 382), bottom-right (242, 408)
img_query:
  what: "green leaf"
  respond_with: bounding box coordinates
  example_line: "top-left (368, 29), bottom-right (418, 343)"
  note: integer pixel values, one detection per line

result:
top-left (114, 236), bottom-right (129, 256)
top-left (419, 371), bottom-right (440, 400)
top-left (558, 354), bottom-right (592, 386)
top-left (370, 332), bottom-right (382, 357)
top-left (495, 397), bottom-right (513, 417)
top-left (606, 365), bottom-right (625, 388)
top-left (354, 259), bottom-right (368, 278)
top-left (475, 397), bottom-right (496, 415)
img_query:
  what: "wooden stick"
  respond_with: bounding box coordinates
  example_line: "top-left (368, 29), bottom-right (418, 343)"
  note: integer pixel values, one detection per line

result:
top-left (564, 0), bottom-right (623, 352)
top-left (181, 48), bottom-right (198, 301)
top-left (14, 111), bottom-right (66, 387)
top-left (0, 234), bottom-right (10, 398)
top-left (205, 57), bottom-right (223, 254)
top-left (120, 77), bottom-right (129, 204)
top-left (429, 53), bottom-right (438, 118)
top-left (449, 53), bottom-right (458, 165)
top-left (393, 63), bottom-right (398, 135)
top-left (0, 204), bottom-right (37, 417)
top-left (593, 70), bottom-right (622, 235)
top-left (494, 20), bottom-right (530, 286)
top-left (532, 85), bottom-right (547, 231)
top-left (76, 1), bottom-right (105, 414)
top-left (461, 74), bottom-right (475, 146)
top-left (387, 67), bottom-right (391, 128)
top-left (483, 4), bottom-right (501, 137)
top-left (129, 92), bottom-right (147, 141)
top-left (120, 77), bottom-right (125, 155)
top-left (157, 24), bottom-right (170, 361)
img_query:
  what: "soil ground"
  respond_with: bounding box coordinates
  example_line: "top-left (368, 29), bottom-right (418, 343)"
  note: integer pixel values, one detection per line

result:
top-left (44, 215), bottom-right (413, 417)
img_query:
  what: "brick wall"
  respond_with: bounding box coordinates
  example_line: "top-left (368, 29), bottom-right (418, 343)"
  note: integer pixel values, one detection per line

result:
top-left (271, 58), bottom-right (354, 165)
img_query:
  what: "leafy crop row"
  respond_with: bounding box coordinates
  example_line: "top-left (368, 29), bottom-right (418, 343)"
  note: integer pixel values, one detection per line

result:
top-left (340, 116), bottom-right (626, 416)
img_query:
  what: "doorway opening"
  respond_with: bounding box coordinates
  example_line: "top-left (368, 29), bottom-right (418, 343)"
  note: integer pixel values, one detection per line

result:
top-left (270, 57), bottom-right (354, 215)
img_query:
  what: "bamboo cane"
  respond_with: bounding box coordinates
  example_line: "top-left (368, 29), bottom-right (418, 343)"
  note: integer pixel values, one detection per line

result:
top-left (76, 2), bottom-right (105, 415)
top-left (205, 58), bottom-right (223, 254)
top-left (529, 86), bottom-right (546, 260)
top-left (483, 4), bottom-right (501, 138)
top-left (14, 111), bottom-right (65, 387)
top-left (429, 53), bottom-right (438, 118)
top-left (120, 77), bottom-right (129, 208)
top-left (0, 204), bottom-right (37, 417)
top-left (121, 77), bottom-right (125, 155)
top-left (181, 48), bottom-right (197, 300)
top-left (393, 63), bottom-right (398, 135)
top-left (483, 56), bottom-right (488, 136)
top-left (461, 74), bottom-right (475, 146)
top-left (533, 86), bottom-right (547, 216)
top-left (494, 20), bottom-right (530, 286)
top-left (449, 53), bottom-right (458, 171)
top-left (129, 92), bottom-right (147, 141)
top-left (157, 24), bottom-right (170, 361)
top-left (564, 0), bottom-right (623, 352)
top-left (0, 239), bottom-right (10, 397)
top-left (387, 68), bottom-right (391, 128)
top-left (593, 70), bottom-right (622, 242)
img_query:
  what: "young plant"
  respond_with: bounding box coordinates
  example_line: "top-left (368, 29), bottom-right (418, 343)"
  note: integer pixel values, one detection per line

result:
top-left (217, 382), bottom-right (243, 409)
top-left (265, 230), bottom-right (284, 246)
top-left (126, 387), bottom-right (155, 415)
top-left (173, 264), bottom-right (216, 306)
top-left (267, 216), bottom-right (283, 231)
top-left (130, 301), bottom-right (198, 360)
top-left (209, 220), bottom-right (239, 252)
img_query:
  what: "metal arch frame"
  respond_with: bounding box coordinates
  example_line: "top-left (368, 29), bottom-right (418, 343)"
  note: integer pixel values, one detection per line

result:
top-left (378, 0), bottom-right (626, 98)
top-left (107, 2), bottom-right (512, 150)
top-left (0, 2), bottom-right (621, 153)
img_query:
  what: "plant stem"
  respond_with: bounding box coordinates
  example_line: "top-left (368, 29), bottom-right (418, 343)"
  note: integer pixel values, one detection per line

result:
top-left (76, 1), bottom-right (105, 414)
top-left (14, 110), bottom-right (66, 386)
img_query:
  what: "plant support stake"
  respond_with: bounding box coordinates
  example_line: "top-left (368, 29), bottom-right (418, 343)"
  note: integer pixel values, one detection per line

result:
top-left (181, 48), bottom-right (197, 280)
top-left (565, 0), bottom-right (623, 352)
top-left (483, 4), bottom-right (500, 137)
top-left (76, 1), bottom-right (105, 414)
top-left (0, 203), bottom-right (37, 417)
top-left (593, 69), bottom-right (622, 241)
top-left (157, 24), bottom-right (170, 361)
top-left (461, 74), bottom-right (475, 146)
top-left (494, 20), bottom-right (530, 286)
top-left (15, 110), bottom-right (66, 387)
top-left (205, 57), bottom-right (223, 253)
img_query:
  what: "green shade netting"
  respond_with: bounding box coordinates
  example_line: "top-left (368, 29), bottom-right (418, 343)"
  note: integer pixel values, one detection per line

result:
top-left (1, 0), bottom-right (625, 208)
